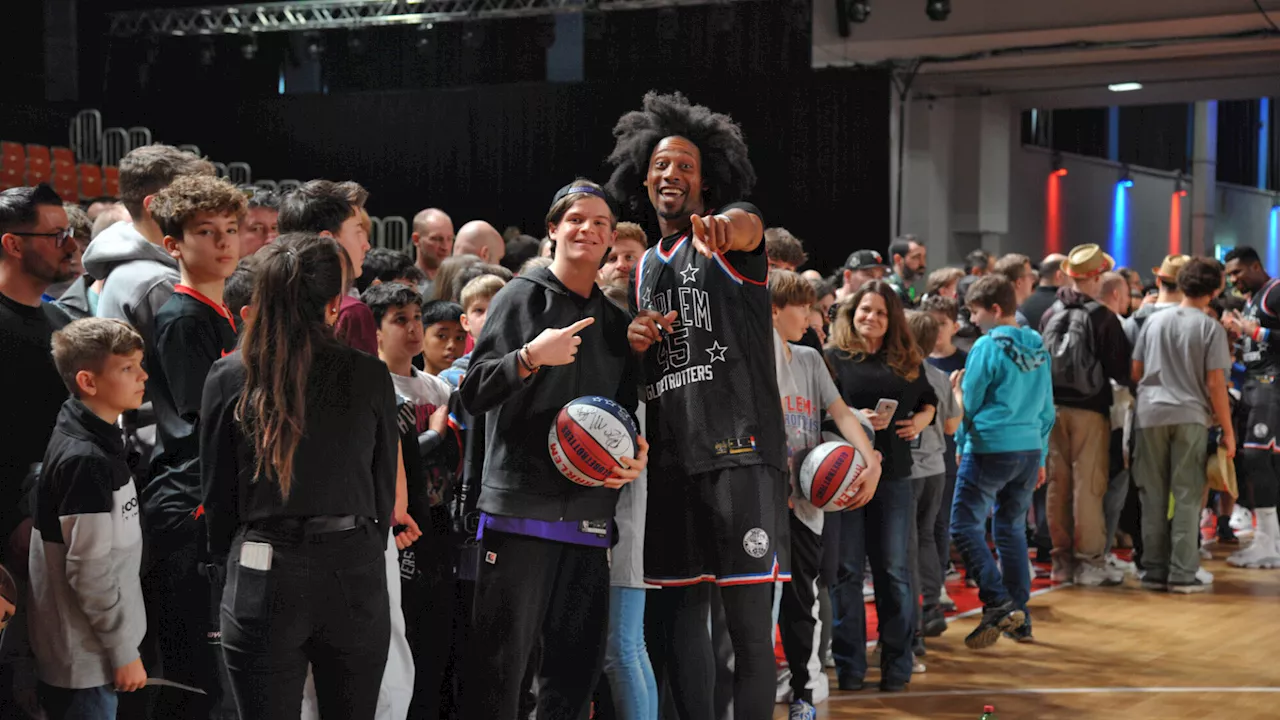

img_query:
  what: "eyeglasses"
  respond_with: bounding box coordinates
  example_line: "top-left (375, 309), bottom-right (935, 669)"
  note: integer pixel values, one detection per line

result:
top-left (14, 228), bottom-right (74, 248)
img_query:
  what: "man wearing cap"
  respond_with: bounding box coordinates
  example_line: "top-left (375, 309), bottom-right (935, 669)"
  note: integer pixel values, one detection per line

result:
top-left (1123, 255), bottom-right (1188, 346)
top-left (837, 249), bottom-right (889, 303)
top-left (886, 235), bottom-right (927, 308)
top-left (1039, 244), bottom-right (1133, 586)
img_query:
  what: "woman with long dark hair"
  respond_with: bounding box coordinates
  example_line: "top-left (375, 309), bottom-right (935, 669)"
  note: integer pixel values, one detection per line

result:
top-left (826, 280), bottom-right (937, 693)
top-left (200, 233), bottom-right (399, 719)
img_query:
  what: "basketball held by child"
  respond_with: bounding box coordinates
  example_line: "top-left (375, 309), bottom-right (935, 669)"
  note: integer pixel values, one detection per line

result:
top-left (548, 396), bottom-right (639, 487)
top-left (800, 440), bottom-right (868, 512)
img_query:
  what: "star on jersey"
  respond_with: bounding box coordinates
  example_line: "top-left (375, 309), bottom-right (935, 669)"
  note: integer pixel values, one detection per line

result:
top-left (641, 288), bottom-right (653, 309)
top-left (680, 263), bottom-right (700, 285)
top-left (706, 341), bottom-right (728, 363)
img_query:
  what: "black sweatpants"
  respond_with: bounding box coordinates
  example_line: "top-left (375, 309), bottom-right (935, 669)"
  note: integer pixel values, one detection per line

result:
top-left (778, 513), bottom-right (822, 704)
top-left (401, 507), bottom-right (454, 720)
top-left (647, 582), bottom-right (774, 720)
top-left (220, 522), bottom-right (389, 720)
top-left (464, 531), bottom-right (609, 720)
top-left (144, 521), bottom-right (237, 720)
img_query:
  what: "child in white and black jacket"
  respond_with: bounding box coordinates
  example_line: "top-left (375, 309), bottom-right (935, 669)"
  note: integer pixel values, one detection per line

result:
top-left (29, 318), bottom-right (150, 719)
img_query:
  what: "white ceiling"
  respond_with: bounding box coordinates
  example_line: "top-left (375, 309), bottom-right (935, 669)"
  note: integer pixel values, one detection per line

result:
top-left (813, 0), bottom-right (1280, 108)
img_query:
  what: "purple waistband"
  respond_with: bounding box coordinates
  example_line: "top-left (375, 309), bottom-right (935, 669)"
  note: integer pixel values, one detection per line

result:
top-left (478, 513), bottom-right (612, 548)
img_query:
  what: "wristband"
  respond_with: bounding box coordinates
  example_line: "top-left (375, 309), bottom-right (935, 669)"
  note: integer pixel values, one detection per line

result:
top-left (518, 345), bottom-right (539, 373)
top-left (1252, 326), bottom-right (1269, 343)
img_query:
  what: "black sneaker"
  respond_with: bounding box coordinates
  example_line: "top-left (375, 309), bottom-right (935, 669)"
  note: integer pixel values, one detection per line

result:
top-left (922, 605), bottom-right (948, 637)
top-left (1217, 516), bottom-right (1240, 545)
top-left (1003, 623), bottom-right (1035, 643)
top-left (913, 633), bottom-right (926, 657)
top-left (837, 676), bottom-right (864, 692)
top-left (1168, 578), bottom-right (1211, 594)
top-left (880, 678), bottom-right (909, 693)
top-left (964, 602), bottom-right (1026, 650)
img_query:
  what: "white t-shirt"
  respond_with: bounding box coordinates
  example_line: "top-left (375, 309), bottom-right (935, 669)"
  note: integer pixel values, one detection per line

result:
top-left (391, 367), bottom-right (452, 409)
top-left (775, 330), bottom-right (842, 535)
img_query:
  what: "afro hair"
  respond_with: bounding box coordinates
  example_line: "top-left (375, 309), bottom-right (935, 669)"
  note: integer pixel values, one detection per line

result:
top-left (606, 92), bottom-right (756, 214)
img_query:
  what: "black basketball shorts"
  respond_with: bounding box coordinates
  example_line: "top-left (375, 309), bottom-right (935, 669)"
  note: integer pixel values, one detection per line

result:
top-left (643, 464), bottom-right (791, 587)
top-left (1241, 378), bottom-right (1280, 452)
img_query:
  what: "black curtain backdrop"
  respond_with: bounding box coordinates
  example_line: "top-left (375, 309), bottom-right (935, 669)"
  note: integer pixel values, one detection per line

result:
top-left (1, 69), bottom-right (890, 276)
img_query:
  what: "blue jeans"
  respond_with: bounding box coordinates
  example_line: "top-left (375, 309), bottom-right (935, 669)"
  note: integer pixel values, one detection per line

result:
top-left (604, 587), bottom-right (658, 720)
top-left (950, 452), bottom-right (1040, 626)
top-left (37, 682), bottom-right (117, 720)
top-left (830, 477), bottom-right (914, 685)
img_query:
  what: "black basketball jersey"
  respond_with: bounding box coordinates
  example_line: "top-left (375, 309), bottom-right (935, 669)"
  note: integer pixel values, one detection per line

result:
top-left (1242, 277), bottom-right (1280, 377)
top-left (630, 202), bottom-right (785, 476)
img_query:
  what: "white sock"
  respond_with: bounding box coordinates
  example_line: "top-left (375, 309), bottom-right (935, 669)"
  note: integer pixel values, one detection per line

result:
top-left (1256, 507), bottom-right (1280, 540)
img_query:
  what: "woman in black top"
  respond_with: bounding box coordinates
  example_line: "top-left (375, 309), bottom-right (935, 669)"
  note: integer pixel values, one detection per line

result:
top-left (825, 280), bottom-right (936, 693)
top-left (200, 234), bottom-right (398, 720)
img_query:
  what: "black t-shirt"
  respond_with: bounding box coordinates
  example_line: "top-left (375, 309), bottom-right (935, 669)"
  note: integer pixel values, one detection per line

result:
top-left (927, 348), bottom-right (967, 478)
top-left (629, 202), bottom-right (786, 476)
top-left (826, 350), bottom-right (938, 482)
top-left (143, 286), bottom-right (239, 536)
top-left (0, 293), bottom-right (70, 554)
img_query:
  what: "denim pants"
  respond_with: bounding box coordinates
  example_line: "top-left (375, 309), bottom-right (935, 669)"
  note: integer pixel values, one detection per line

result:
top-left (830, 477), bottom-right (914, 685)
top-left (951, 452), bottom-right (1041, 626)
top-left (37, 682), bottom-right (117, 720)
top-left (604, 587), bottom-right (658, 720)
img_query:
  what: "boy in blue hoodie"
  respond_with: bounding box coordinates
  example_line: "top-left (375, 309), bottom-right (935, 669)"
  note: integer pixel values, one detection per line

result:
top-left (951, 275), bottom-right (1056, 649)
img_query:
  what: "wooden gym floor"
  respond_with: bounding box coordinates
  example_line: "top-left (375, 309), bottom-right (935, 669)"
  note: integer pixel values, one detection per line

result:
top-left (774, 547), bottom-right (1280, 719)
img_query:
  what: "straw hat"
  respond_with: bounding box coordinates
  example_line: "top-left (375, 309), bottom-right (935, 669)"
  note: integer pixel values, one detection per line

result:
top-left (1152, 254), bottom-right (1190, 282)
top-left (1061, 244), bottom-right (1115, 280)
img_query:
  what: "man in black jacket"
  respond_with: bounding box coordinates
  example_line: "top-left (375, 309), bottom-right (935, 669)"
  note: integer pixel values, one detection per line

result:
top-left (459, 181), bottom-right (647, 720)
top-left (1020, 253), bottom-right (1066, 332)
top-left (1040, 244), bottom-right (1132, 587)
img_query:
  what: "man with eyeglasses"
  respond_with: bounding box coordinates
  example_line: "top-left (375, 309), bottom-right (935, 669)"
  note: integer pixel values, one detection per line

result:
top-left (0, 184), bottom-right (74, 589)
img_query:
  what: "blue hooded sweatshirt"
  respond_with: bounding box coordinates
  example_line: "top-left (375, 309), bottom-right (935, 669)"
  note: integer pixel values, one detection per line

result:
top-left (956, 324), bottom-right (1056, 464)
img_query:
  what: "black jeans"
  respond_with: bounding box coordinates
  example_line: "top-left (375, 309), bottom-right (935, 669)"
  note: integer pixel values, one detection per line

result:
top-left (220, 521), bottom-right (389, 720)
top-left (464, 531), bottom-right (610, 720)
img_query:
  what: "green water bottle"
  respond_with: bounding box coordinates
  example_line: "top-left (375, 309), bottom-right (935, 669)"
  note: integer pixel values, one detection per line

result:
top-left (980, 705), bottom-right (997, 719)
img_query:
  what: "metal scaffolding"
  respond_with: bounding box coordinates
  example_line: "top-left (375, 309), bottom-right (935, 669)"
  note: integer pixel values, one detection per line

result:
top-left (106, 0), bottom-right (753, 37)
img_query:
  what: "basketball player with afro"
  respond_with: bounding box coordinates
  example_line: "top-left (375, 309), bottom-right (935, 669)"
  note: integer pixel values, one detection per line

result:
top-left (610, 92), bottom-right (786, 720)
top-left (459, 181), bottom-right (649, 719)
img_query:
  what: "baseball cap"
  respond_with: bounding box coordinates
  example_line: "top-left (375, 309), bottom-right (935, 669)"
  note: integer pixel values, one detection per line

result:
top-left (845, 249), bottom-right (889, 271)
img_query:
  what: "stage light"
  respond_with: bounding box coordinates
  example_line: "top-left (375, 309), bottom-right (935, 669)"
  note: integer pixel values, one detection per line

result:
top-left (1051, 152), bottom-right (1067, 177)
top-left (850, 0), bottom-right (871, 22)
top-left (347, 31), bottom-right (365, 54)
top-left (198, 39), bottom-right (216, 66)
top-left (415, 23), bottom-right (435, 51)
top-left (926, 0), bottom-right (950, 21)
top-left (240, 34), bottom-right (258, 60)
top-left (304, 31), bottom-right (325, 60)
top-left (1174, 172), bottom-right (1188, 197)
top-left (462, 24), bottom-right (485, 49)
top-left (1112, 177), bottom-right (1132, 267)
top-left (1108, 82), bottom-right (1143, 92)
top-left (1119, 165), bottom-right (1134, 188)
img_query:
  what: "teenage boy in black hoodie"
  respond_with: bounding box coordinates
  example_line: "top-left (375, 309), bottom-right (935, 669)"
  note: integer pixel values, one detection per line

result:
top-left (459, 181), bottom-right (649, 720)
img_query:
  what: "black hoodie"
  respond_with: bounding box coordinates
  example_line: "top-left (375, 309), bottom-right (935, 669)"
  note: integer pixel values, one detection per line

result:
top-left (460, 267), bottom-right (638, 523)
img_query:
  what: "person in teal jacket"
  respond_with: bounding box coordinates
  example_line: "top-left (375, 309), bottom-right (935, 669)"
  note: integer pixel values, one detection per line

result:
top-left (950, 275), bottom-right (1055, 650)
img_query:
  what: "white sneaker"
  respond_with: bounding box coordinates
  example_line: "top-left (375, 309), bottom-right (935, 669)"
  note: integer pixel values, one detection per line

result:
top-left (912, 659), bottom-right (926, 673)
top-left (1199, 545), bottom-right (1212, 560)
top-left (1227, 533), bottom-right (1280, 569)
top-left (1106, 553), bottom-right (1137, 577)
top-left (938, 587), bottom-right (956, 611)
top-left (1074, 563), bottom-right (1124, 587)
top-left (1231, 506), bottom-right (1254, 532)
top-left (1196, 566), bottom-right (1214, 584)
top-left (863, 576), bottom-right (875, 601)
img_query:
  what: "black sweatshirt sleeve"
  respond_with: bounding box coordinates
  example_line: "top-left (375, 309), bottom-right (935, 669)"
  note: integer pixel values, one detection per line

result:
top-left (1097, 310), bottom-right (1134, 390)
top-left (371, 367), bottom-right (399, 532)
top-left (459, 282), bottom-right (535, 417)
top-left (199, 363), bottom-right (239, 559)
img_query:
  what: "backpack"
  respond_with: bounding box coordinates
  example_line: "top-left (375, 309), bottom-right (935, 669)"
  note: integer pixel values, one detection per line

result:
top-left (1041, 298), bottom-right (1106, 400)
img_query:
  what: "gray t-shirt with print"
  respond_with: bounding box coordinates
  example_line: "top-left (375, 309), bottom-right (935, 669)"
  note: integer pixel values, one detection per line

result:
top-left (1133, 306), bottom-right (1231, 429)
top-left (777, 335), bottom-right (842, 535)
top-left (909, 364), bottom-right (959, 479)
